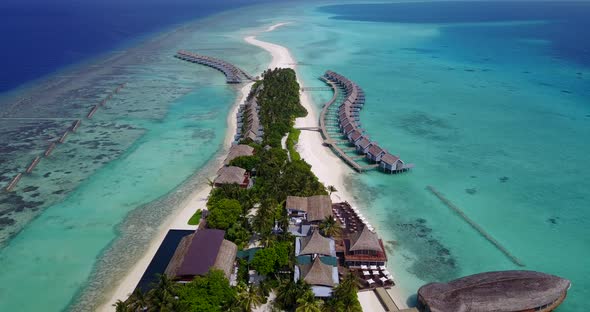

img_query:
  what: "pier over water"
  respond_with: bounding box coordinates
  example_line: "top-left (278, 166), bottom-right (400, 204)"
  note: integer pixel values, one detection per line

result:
top-left (175, 50), bottom-right (255, 84)
top-left (320, 70), bottom-right (413, 174)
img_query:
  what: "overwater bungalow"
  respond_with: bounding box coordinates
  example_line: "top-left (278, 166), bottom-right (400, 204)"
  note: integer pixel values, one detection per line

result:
top-left (286, 195), bottom-right (332, 224)
top-left (379, 153), bottom-right (403, 172)
top-left (295, 257), bottom-right (339, 297)
top-left (355, 137), bottom-right (373, 154)
top-left (343, 124), bottom-right (356, 136)
top-left (214, 166), bottom-right (250, 188)
top-left (366, 145), bottom-right (386, 163)
top-left (341, 226), bottom-right (387, 267)
top-left (417, 270), bottom-right (571, 312)
top-left (165, 229), bottom-right (237, 281)
top-left (296, 230), bottom-right (336, 257)
top-left (224, 144), bottom-right (254, 166)
top-left (348, 130), bottom-right (363, 144)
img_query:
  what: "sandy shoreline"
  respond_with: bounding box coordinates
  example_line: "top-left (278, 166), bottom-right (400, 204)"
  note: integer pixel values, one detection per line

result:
top-left (101, 22), bottom-right (408, 311)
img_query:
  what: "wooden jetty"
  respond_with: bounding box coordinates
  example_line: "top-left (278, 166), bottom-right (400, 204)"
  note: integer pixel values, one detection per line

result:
top-left (5, 173), bottom-right (22, 192)
top-left (320, 71), bottom-right (413, 174)
top-left (175, 50), bottom-right (255, 84)
top-left (427, 186), bottom-right (525, 267)
top-left (25, 156), bottom-right (42, 174)
top-left (44, 142), bottom-right (57, 157)
top-left (58, 130), bottom-right (69, 144)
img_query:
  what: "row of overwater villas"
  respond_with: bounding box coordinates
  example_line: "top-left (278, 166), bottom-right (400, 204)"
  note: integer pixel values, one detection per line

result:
top-left (324, 70), bottom-right (414, 173)
top-left (175, 50), bottom-right (243, 83)
top-left (235, 96), bottom-right (264, 143)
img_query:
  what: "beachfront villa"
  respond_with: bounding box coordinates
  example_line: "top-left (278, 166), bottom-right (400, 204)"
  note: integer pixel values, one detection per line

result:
top-left (417, 270), bottom-right (571, 312)
top-left (223, 144), bottom-right (254, 166)
top-left (213, 166), bottom-right (250, 188)
top-left (286, 195), bottom-right (333, 223)
top-left (341, 226), bottom-right (387, 268)
top-left (164, 229), bottom-right (237, 281)
top-left (236, 95), bottom-right (264, 143)
top-left (294, 257), bottom-right (339, 298)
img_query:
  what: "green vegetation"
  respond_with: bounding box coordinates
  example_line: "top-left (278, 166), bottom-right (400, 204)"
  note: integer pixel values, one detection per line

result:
top-left (319, 216), bottom-right (342, 238)
top-left (188, 209), bottom-right (202, 225)
top-left (206, 199), bottom-right (242, 230)
top-left (257, 68), bottom-right (307, 147)
top-left (249, 241), bottom-right (291, 276)
top-left (286, 129), bottom-right (301, 161)
top-left (176, 270), bottom-right (236, 312)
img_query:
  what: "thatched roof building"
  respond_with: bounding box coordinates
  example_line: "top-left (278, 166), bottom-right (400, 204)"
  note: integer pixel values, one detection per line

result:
top-left (297, 230), bottom-right (335, 257)
top-left (417, 270), bottom-right (571, 312)
top-left (165, 229), bottom-right (237, 280)
top-left (224, 144), bottom-right (254, 166)
top-left (298, 257), bottom-right (337, 287)
top-left (214, 166), bottom-right (248, 187)
top-left (350, 226), bottom-right (382, 252)
top-left (286, 195), bottom-right (332, 222)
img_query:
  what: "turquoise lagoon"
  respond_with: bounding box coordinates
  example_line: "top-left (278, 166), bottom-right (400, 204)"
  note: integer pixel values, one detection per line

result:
top-left (0, 1), bottom-right (588, 311)
top-left (258, 1), bottom-right (589, 310)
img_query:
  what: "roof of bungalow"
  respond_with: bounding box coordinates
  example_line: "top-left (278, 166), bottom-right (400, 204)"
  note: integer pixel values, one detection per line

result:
top-left (381, 153), bottom-right (401, 165)
top-left (349, 130), bottom-right (363, 141)
top-left (343, 124), bottom-right (355, 134)
top-left (368, 144), bottom-right (385, 156)
top-left (286, 195), bottom-right (332, 222)
top-left (165, 229), bottom-right (237, 280)
top-left (299, 230), bottom-right (333, 256)
top-left (224, 144), bottom-right (255, 165)
top-left (214, 166), bottom-right (246, 185)
top-left (418, 270), bottom-right (571, 312)
top-left (356, 138), bottom-right (372, 149)
top-left (349, 226), bottom-right (383, 252)
top-left (298, 257), bottom-right (336, 287)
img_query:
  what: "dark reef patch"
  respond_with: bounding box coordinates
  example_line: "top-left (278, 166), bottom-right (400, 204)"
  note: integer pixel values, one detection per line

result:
top-left (0, 217), bottom-right (16, 226)
top-left (465, 188), bottom-right (477, 195)
top-left (499, 176), bottom-right (509, 183)
top-left (22, 186), bottom-right (39, 193)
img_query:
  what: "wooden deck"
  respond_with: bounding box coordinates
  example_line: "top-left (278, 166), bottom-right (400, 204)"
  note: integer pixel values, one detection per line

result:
top-left (375, 287), bottom-right (400, 312)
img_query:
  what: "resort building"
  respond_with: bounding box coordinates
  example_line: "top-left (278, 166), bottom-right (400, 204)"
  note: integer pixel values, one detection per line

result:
top-left (286, 195), bottom-right (333, 223)
top-left (355, 137), bottom-right (373, 154)
top-left (296, 230), bottom-right (336, 258)
top-left (348, 130), bottom-right (363, 144)
top-left (417, 270), bottom-right (571, 312)
top-left (165, 229), bottom-right (237, 281)
top-left (294, 257), bottom-right (339, 298)
top-left (366, 145), bottom-right (386, 163)
top-left (224, 144), bottom-right (254, 166)
top-left (214, 166), bottom-right (250, 188)
top-left (341, 226), bottom-right (387, 267)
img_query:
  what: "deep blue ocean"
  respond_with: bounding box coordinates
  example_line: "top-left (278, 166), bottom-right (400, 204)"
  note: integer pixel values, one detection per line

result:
top-left (0, 0), bottom-right (268, 92)
top-left (321, 1), bottom-right (590, 68)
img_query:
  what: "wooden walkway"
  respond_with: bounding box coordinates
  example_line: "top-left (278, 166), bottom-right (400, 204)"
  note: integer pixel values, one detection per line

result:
top-left (319, 78), bottom-right (365, 172)
top-left (374, 287), bottom-right (400, 312)
top-left (175, 50), bottom-right (255, 84)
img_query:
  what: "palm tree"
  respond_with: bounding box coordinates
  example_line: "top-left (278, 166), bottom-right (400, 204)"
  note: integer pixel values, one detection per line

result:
top-left (235, 282), bottom-right (264, 312)
top-left (319, 216), bottom-right (342, 238)
top-left (127, 288), bottom-right (149, 311)
top-left (147, 274), bottom-right (178, 311)
top-left (295, 290), bottom-right (323, 312)
top-left (275, 279), bottom-right (311, 310)
top-left (113, 300), bottom-right (132, 312)
top-left (326, 185), bottom-right (337, 196)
